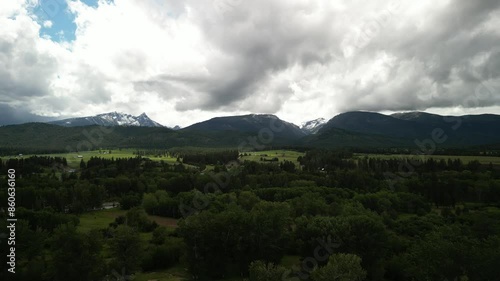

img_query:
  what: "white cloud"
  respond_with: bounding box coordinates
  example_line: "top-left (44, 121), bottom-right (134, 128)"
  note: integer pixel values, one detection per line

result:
top-left (1, 0), bottom-right (500, 127)
top-left (43, 20), bottom-right (52, 28)
top-left (0, 0), bottom-right (26, 17)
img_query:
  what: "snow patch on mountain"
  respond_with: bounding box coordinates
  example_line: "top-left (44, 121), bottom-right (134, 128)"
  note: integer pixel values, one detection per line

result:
top-left (301, 118), bottom-right (326, 134)
top-left (50, 112), bottom-right (165, 127)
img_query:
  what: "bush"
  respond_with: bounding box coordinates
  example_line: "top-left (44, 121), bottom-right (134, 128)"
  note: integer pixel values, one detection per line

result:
top-left (120, 193), bottom-right (142, 210)
top-left (249, 261), bottom-right (288, 281)
top-left (126, 207), bottom-right (158, 232)
top-left (141, 237), bottom-right (184, 271)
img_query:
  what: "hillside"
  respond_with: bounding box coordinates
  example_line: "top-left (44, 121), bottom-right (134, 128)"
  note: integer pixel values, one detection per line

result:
top-left (301, 127), bottom-right (412, 148)
top-left (0, 123), bottom-right (256, 154)
top-left (317, 111), bottom-right (500, 147)
top-left (2, 111), bottom-right (500, 153)
top-left (319, 111), bottom-right (430, 139)
top-left (183, 114), bottom-right (306, 140)
top-left (49, 112), bottom-right (164, 127)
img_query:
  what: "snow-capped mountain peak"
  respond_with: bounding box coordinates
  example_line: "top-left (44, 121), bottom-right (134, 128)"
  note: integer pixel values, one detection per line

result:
top-left (300, 118), bottom-right (326, 134)
top-left (49, 112), bottom-right (164, 127)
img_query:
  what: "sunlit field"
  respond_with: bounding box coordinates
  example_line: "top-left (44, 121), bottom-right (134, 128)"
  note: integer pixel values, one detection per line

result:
top-left (238, 149), bottom-right (305, 166)
top-left (1, 149), bottom-right (180, 168)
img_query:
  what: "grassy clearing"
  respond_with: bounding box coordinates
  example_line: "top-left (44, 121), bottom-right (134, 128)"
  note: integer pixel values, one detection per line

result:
top-left (239, 149), bottom-right (304, 166)
top-left (149, 215), bottom-right (179, 228)
top-left (77, 208), bottom-right (179, 233)
top-left (77, 209), bottom-right (300, 281)
top-left (1, 149), bottom-right (180, 169)
top-left (78, 209), bottom-right (187, 280)
top-left (77, 208), bottom-right (126, 232)
top-left (355, 153), bottom-right (500, 165)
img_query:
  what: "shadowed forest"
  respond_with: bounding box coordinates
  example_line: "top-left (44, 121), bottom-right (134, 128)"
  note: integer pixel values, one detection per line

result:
top-left (1, 149), bottom-right (499, 281)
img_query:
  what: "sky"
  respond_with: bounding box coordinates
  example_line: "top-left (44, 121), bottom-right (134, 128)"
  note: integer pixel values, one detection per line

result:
top-left (1, 0), bottom-right (500, 127)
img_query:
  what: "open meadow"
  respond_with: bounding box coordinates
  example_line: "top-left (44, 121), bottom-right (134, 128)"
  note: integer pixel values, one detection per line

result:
top-left (238, 149), bottom-right (304, 166)
top-left (77, 208), bottom-right (178, 233)
top-left (1, 149), bottom-right (180, 168)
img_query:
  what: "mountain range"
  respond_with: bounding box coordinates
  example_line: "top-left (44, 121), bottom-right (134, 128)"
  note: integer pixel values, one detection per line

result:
top-left (300, 118), bottom-right (327, 134)
top-left (48, 112), bottom-right (322, 136)
top-left (49, 112), bottom-right (165, 128)
top-left (1, 111), bottom-right (500, 152)
top-left (316, 111), bottom-right (500, 147)
top-left (183, 114), bottom-right (307, 140)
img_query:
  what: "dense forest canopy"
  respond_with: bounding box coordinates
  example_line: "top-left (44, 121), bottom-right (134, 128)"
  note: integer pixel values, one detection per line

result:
top-left (1, 148), bottom-right (499, 280)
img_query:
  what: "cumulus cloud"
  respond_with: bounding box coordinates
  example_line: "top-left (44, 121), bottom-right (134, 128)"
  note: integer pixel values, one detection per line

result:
top-left (1, 0), bottom-right (500, 127)
top-left (43, 20), bottom-right (52, 28)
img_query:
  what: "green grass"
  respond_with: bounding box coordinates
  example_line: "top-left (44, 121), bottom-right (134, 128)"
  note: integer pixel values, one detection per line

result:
top-left (239, 149), bottom-right (304, 166)
top-left (133, 264), bottom-right (190, 281)
top-left (77, 208), bottom-right (179, 233)
top-left (140, 232), bottom-right (153, 242)
top-left (133, 265), bottom-right (248, 281)
top-left (77, 209), bottom-right (187, 280)
top-left (79, 207), bottom-right (297, 281)
top-left (148, 215), bottom-right (179, 228)
top-left (1, 149), bottom-right (181, 169)
top-left (24, 150), bottom-right (494, 168)
top-left (355, 153), bottom-right (500, 165)
top-left (2, 148), bottom-right (307, 170)
top-left (204, 164), bottom-right (215, 172)
top-left (77, 208), bottom-right (126, 232)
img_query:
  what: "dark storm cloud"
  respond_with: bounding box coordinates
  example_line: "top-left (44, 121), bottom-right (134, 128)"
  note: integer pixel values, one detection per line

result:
top-left (149, 0), bottom-right (500, 114)
top-left (0, 31), bottom-right (57, 102)
top-left (166, 0), bottom-right (345, 112)
top-left (323, 0), bottom-right (500, 113)
top-left (480, 50), bottom-right (500, 80)
top-left (2, 0), bottom-right (500, 124)
top-left (0, 104), bottom-right (57, 125)
top-left (133, 77), bottom-right (194, 99)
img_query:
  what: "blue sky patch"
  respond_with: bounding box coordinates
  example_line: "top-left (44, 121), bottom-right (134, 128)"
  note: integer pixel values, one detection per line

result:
top-left (30, 0), bottom-right (109, 42)
top-left (32, 0), bottom-right (76, 42)
top-left (81, 0), bottom-right (103, 8)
